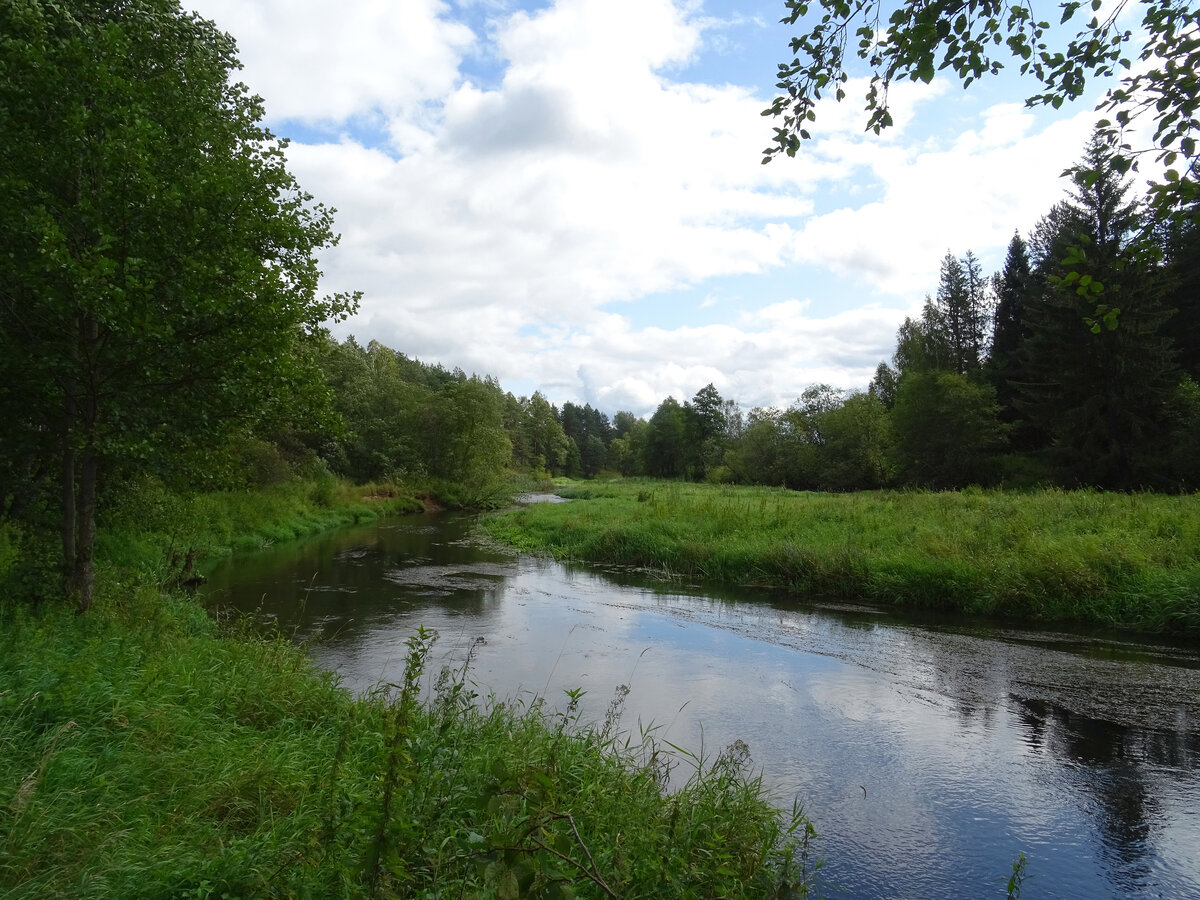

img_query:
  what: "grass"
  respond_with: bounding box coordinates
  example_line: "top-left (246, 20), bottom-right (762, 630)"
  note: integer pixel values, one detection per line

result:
top-left (0, 479), bottom-right (815, 898)
top-left (94, 476), bottom-right (426, 583)
top-left (482, 480), bottom-right (1200, 633)
top-left (0, 596), bottom-right (813, 898)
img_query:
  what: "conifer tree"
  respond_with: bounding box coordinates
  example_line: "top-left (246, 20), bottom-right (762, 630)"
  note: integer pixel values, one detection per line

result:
top-left (1016, 134), bottom-right (1179, 488)
top-left (988, 233), bottom-right (1040, 449)
top-left (926, 250), bottom-right (991, 376)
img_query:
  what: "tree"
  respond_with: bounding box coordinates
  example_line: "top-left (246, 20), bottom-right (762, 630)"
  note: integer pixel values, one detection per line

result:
top-left (930, 251), bottom-right (991, 375)
top-left (0, 0), bottom-right (356, 610)
top-left (559, 401), bottom-right (613, 477)
top-left (891, 372), bottom-right (1006, 487)
top-left (726, 408), bottom-right (789, 486)
top-left (987, 232), bottom-right (1043, 449)
top-left (687, 383), bottom-right (729, 479)
top-left (990, 233), bottom-right (1035, 391)
top-left (521, 393), bottom-right (573, 474)
top-left (643, 398), bottom-right (689, 477)
top-left (1015, 135), bottom-right (1179, 487)
top-left (765, 0), bottom-right (1199, 220)
top-left (868, 361), bottom-right (900, 408)
top-left (421, 376), bottom-right (512, 497)
top-left (892, 308), bottom-right (951, 376)
top-left (1162, 202), bottom-right (1200, 380)
top-left (819, 391), bottom-right (893, 489)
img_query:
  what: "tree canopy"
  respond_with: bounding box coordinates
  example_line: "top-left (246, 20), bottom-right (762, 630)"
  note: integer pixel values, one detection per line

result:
top-left (764, 0), bottom-right (1199, 219)
top-left (0, 0), bottom-right (357, 609)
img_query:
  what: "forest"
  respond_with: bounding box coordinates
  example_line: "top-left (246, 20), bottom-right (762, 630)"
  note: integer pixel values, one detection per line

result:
top-left (296, 133), bottom-right (1200, 497)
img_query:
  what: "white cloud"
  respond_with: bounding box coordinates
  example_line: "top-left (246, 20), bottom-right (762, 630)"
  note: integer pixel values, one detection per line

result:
top-left (788, 100), bottom-right (1100, 295)
top-left (187, 0), bottom-right (1115, 417)
top-left (190, 0), bottom-right (474, 122)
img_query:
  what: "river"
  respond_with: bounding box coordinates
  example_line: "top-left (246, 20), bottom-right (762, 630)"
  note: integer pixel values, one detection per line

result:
top-left (203, 505), bottom-right (1200, 899)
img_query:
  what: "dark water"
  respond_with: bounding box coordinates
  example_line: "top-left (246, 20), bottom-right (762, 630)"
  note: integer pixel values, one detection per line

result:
top-left (203, 506), bottom-right (1200, 899)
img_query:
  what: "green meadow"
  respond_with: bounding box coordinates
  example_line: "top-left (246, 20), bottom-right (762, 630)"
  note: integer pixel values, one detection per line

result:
top-left (484, 481), bottom-right (1200, 634)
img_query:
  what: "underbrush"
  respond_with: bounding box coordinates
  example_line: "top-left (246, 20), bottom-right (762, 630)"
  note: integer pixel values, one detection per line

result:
top-left (93, 476), bottom-right (425, 585)
top-left (0, 596), bottom-right (814, 898)
top-left (484, 480), bottom-right (1200, 633)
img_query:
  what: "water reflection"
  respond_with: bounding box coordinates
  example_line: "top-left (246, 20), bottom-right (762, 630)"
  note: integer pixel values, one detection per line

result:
top-left (203, 512), bottom-right (1200, 899)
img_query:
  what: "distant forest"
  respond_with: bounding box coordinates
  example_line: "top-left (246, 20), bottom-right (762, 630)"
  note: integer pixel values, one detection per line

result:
top-left (294, 132), bottom-right (1199, 495)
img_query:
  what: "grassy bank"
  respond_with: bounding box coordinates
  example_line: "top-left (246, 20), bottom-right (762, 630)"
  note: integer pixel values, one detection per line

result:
top-left (94, 476), bottom-right (426, 583)
top-left (0, 482), bottom-right (813, 898)
top-left (483, 480), bottom-right (1200, 633)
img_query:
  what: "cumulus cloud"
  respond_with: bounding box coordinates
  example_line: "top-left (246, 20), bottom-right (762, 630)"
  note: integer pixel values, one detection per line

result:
top-left (188, 0), bottom-right (1112, 416)
top-left (191, 0), bottom-right (474, 122)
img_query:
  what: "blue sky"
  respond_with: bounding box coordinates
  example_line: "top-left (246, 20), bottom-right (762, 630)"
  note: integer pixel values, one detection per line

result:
top-left (188, 0), bottom-right (1115, 416)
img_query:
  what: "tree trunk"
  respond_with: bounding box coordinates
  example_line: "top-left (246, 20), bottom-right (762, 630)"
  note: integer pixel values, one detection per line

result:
top-left (60, 411), bottom-right (76, 574)
top-left (70, 444), bottom-right (97, 613)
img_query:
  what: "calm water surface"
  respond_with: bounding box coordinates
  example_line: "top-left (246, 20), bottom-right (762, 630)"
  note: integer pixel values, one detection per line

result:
top-left (203, 506), bottom-right (1200, 899)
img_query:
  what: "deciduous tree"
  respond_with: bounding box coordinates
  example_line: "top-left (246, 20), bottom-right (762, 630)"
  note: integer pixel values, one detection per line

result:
top-left (765, 0), bottom-right (1199, 220)
top-left (0, 0), bottom-right (357, 609)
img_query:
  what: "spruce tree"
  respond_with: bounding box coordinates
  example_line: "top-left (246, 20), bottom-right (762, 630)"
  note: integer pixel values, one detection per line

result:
top-left (928, 250), bottom-right (990, 376)
top-left (1016, 134), bottom-right (1179, 488)
top-left (1163, 205), bottom-right (1200, 382)
top-left (991, 233), bottom-right (1034, 379)
top-left (988, 233), bottom-right (1043, 450)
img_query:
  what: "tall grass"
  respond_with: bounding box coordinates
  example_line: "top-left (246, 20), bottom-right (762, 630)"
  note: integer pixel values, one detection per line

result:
top-left (0, 590), bottom-right (813, 898)
top-left (483, 480), bottom-right (1200, 633)
top-left (93, 476), bottom-right (425, 585)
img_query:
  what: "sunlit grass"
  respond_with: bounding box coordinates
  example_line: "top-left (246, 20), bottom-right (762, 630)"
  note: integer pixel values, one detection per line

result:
top-left (94, 477), bottom-right (425, 581)
top-left (0, 595), bottom-right (813, 897)
top-left (485, 480), bottom-right (1200, 632)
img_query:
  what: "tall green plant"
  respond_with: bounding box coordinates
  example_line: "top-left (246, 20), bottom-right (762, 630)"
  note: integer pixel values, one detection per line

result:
top-left (0, 0), bottom-right (357, 610)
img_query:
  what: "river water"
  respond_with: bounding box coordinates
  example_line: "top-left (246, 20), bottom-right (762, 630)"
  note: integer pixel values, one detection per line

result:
top-left (203, 505), bottom-right (1200, 899)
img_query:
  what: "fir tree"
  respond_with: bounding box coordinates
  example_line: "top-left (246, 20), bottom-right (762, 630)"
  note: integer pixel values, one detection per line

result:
top-left (988, 233), bottom-right (1042, 449)
top-left (1016, 134), bottom-right (1179, 488)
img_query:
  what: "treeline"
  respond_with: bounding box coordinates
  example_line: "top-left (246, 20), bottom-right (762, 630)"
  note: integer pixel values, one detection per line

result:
top-left (578, 133), bottom-right (1200, 492)
top-left (303, 132), bottom-right (1199, 496)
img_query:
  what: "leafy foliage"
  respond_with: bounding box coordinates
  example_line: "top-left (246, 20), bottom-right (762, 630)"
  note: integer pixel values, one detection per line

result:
top-left (764, 0), bottom-right (1199, 220)
top-left (0, 0), bottom-right (356, 609)
top-left (0, 584), bottom-right (815, 897)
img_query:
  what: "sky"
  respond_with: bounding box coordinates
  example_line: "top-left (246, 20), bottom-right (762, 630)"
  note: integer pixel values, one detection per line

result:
top-left (187, 0), bottom-right (1116, 417)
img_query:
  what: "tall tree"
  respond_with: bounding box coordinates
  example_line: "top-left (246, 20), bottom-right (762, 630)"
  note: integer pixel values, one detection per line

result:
top-left (819, 391), bottom-right (893, 489)
top-left (0, 0), bottom-right (356, 609)
top-left (891, 373), bottom-right (1006, 488)
top-left (930, 251), bottom-right (990, 375)
top-left (687, 383), bottom-right (728, 479)
top-left (990, 233), bottom-right (1035, 386)
top-left (1162, 203), bottom-right (1200, 381)
top-left (643, 398), bottom-right (688, 478)
top-left (1016, 134), bottom-right (1179, 487)
top-left (988, 232), bottom-right (1041, 448)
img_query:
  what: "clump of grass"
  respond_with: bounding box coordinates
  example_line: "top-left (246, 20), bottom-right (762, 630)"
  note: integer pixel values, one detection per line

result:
top-left (484, 480), bottom-right (1200, 633)
top-left (0, 593), bottom-right (815, 898)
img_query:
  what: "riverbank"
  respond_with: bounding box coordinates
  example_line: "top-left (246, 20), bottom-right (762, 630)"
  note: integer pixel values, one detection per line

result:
top-left (483, 480), bottom-right (1200, 634)
top-left (0, 481), bottom-right (812, 898)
